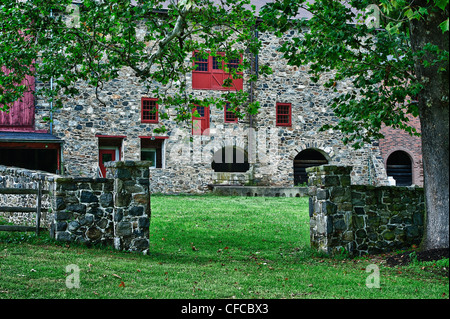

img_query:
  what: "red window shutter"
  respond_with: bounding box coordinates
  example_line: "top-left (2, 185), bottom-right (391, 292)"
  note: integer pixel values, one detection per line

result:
top-left (276, 103), bottom-right (292, 126)
top-left (141, 97), bottom-right (159, 123)
top-left (192, 106), bottom-right (210, 135)
top-left (225, 57), bottom-right (243, 91)
top-left (0, 67), bottom-right (35, 130)
top-left (192, 51), bottom-right (243, 91)
top-left (211, 53), bottom-right (225, 90)
top-left (192, 51), bottom-right (211, 90)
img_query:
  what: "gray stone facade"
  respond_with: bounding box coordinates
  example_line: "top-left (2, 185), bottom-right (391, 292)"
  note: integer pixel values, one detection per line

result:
top-left (31, 29), bottom-right (390, 193)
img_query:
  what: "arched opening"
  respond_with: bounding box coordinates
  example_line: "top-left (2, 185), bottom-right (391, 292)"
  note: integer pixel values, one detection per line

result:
top-left (212, 146), bottom-right (250, 173)
top-left (293, 149), bottom-right (328, 186)
top-left (386, 151), bottom-right (413, 186)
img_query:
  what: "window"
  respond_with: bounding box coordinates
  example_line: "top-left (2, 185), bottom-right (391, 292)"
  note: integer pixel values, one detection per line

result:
top-left (140, 137), bottom-right (166, 168)
top-left (141, 98), bottom-right (158, 123)
top-left (224, 102), bottom-right (238, 123)
top-left (192, 51), bottom-right (243, 91)
top-left (141, 148), bottom-right (157, 168)
top-left (192, 105), bottom-right (210, 135)
top-left (194, 54), bottom-right (208, 72)
top-left (97, 135), bottom-right (124, 178)
top-left (276, 103), bottom-right (291, 126)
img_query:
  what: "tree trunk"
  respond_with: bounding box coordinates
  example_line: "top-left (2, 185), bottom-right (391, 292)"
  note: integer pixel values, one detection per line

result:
top-left (409, 2), bottom-right (449, 250)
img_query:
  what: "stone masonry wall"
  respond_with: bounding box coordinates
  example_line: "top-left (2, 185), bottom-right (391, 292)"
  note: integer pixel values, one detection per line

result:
top-left (307, 165), bottom-right (424, 256)
top-left (50, 176), bottom-right (115, 245)
top-left (51, 161), bottom-right (151, 253)
top-left (0, 161), bottom-right (151, 254)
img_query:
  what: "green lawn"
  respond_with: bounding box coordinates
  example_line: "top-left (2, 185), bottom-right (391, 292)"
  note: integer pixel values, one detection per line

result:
top-left (0, 195), bottom-right (448, 299)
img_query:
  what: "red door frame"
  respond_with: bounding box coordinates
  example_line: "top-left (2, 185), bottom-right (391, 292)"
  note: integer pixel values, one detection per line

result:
top-left (99, 148), bottom-right (116, 178)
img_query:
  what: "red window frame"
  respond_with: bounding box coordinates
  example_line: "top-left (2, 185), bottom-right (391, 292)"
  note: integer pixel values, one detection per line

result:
top-left (141, 97), bottom-right (159, 123)
top-left (192, 51), bottom-right (243, 91)
top-left (276, 103), bottom-right (292, 127)
top-left (192, 105), bottom-right (210, 135)
top-left (224, 102), bottom-right (238, 123)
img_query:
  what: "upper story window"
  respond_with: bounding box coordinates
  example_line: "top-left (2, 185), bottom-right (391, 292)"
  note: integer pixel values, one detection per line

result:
top-left (192, 51), bottom-right (243, 91)
top-left (141, 97), bottom-right (158, 123)
top-left (276, 103), bottom-right (291, 127)
top-left (224, 102), bottom-right (238, 123)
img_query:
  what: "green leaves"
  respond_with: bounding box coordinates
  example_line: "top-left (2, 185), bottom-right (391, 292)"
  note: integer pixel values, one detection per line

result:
top-left (259, 0), bottom-right (440, 148)
top-left (1, 0), bottom-right (266, 131)
top-left (434, 0), bottom-right (449, 11)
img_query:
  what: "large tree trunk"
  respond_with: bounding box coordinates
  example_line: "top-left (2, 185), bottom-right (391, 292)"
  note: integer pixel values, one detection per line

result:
top-left (409, 2), bottom-right (449, 250)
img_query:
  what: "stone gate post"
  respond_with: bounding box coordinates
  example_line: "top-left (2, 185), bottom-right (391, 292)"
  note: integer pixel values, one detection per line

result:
top-left (306, 165), bottom-right (354, 256)
top-left (105, 161), bottom-right (152, 254)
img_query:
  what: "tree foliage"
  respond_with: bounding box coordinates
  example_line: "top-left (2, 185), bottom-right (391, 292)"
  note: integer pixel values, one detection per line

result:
top-left (259, 0), bottom-right (448, 148)
top-left (0, 0), bottom-right (267, 130)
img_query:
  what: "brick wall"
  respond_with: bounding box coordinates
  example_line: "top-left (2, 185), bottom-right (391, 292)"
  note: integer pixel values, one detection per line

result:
top-left (379, 114), bottom-right (423, 186)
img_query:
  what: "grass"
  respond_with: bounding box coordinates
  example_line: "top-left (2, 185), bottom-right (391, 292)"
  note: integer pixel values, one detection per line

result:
top-left (0, 195), bottom-right (448, 299)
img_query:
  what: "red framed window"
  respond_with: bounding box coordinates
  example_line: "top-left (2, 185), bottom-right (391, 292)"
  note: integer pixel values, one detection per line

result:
top-left (141, 97), bottom-right (158, 123)
top-left (192, 105), bottom-right (210, 135)
top-left (192, 51), bottom-right (243, 91)
top-left (224, 102), bottom-right (238, 123)
top-left (276, 103), bottom-right (291, 126)
top-left (96, 135), bottom-right (125, 178)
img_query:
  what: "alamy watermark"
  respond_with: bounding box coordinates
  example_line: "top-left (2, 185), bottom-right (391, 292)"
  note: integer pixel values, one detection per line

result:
top-left (65, 264), bottom-right (80, 289)
top-left (166, 126), bottom-right (281, 167)
top-left (365, 264), bottom-right (381, 289)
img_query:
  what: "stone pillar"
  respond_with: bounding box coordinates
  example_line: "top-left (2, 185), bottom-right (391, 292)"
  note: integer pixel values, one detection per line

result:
top-left (306, 165), bottom-right (354, 256)
top-left (105, 161), bottom-right (152, 254)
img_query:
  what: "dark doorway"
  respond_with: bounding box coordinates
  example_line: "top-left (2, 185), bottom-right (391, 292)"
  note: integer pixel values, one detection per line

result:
top-left (293, 149), bottom-right (328, 186)
top-left (0, 148), bottom-right (58, 173)
top-left (386, 151), bottom-right (413, 186)
top-left (212, 146), bottom-right (249, 173)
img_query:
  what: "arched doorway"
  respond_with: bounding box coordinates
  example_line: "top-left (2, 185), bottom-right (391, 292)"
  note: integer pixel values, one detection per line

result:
top-left (386, 150), bottom-right (413, 186)
top-left (211, 146), bottom-right (250, 173)
top-left (293, 149), bottom-right (328, 186)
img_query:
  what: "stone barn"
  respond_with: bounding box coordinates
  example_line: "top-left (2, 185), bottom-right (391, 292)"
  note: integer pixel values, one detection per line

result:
top-left (0, 1), bottom-right (423, 193)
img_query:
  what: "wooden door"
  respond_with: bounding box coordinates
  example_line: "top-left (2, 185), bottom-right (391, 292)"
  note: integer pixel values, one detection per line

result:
top-left (0, 67), bottom-right (35, 130)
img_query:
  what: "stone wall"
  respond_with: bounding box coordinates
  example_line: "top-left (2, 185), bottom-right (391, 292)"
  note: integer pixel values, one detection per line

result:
top-left (0, 161), bottom-right (151, 254)
top-left (212, 185), bottom-right (308, 197)
top-left (307, 165), bottom-right (424, 256)
top-left (50, 176), bottom-right (115, 245)
top-left (105, 161), bottom-right (151, 252)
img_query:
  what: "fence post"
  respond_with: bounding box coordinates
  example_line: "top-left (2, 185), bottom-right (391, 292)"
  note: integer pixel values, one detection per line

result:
top-left (105, 161), bottom-right (152, 254)
top-left (35, 181), bottom-right (42, 236)
top-left (306, 165), bottom-right (354, 256)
